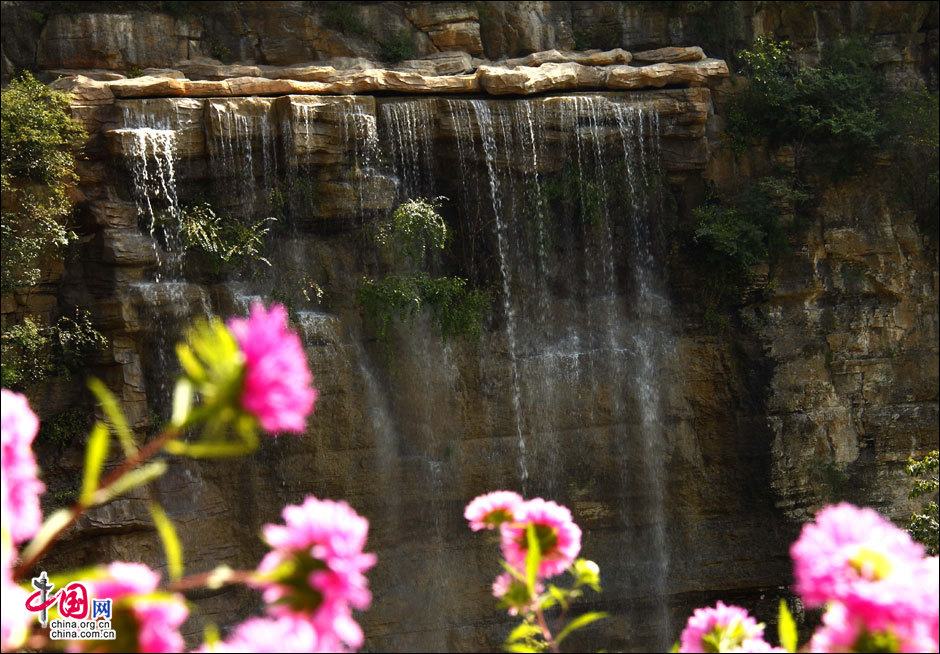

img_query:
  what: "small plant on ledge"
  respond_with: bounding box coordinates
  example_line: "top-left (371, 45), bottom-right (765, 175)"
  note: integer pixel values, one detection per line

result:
top-left (358, 197), bottom-right (490, 341)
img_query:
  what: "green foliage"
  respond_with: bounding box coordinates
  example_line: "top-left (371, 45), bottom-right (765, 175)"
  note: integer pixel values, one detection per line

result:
top-left (906, 451), bottom-right (939, 555)
top-left (1, 311), bottom-right (108, 389)
top-left (322, 3), bottom-right (368, 35)
top-left (166, 319), bottom-right (260, 457)
top-left (729, 37), bottom-right (886, 172)
top-left (778, 599), bottom-right (798, 652)
top-left (375, 197), bottom-right (449, 266)
top-left (692, 175), bottom-right (807, 282)
top-left (358, 273), bottom-right (489, 341)
top-left (169, 203), bottom-right (274, 273)
top-left (885, 90), bottom-right (939, 240)
top-left (500, 532), bottom-right (607, 653)
top-left (1, 73), bottom-right (86, 290)
top-left (378, 29), bottom-right (416, 62)
top-left (37, 407), bottom-right (93, 447)
top-left (205, 36), bottom-right (232, 63)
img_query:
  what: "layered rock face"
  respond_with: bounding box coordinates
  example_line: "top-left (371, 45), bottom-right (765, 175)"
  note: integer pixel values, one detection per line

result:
top-left (1, 2), bottom-right (937, 653)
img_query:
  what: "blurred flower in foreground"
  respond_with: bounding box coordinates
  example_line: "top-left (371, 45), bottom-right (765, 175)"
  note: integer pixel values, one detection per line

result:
top-left (464, 490), bottom-right (523, 531)
top-left (254, 496), bottom-right (376, 651)
top-left (1, 535), bottom-right (30, 652)
top-left (73, 562), bottom-right (188, 653)
top-left (205, 614), bottom-right (322, 653)
top-left (1, 389), bottom-right (45, 544)
top-left (678, 601), bottom-right (778, 653)
top-left (227, 303), bottom-right (317, 434)
top-left (500, 498), bottom-right (582, 578)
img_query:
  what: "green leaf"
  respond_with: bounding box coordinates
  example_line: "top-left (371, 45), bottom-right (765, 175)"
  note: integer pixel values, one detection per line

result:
top-left (164, 440), bottom-right (256, 458)
top-left (80, 421), bottom-right (110, 505)
top-left (547, 584), bottom-right (569, 611)
top-left (504, 644), bottom-right (540, 653)
top-left (88, 378), bottom-right (137, 456)
top-left (176, 341), bottom-right (207, 382)
top-left (778, 599), bottom-right (798, 652)
top-left (501, 560), bottom-right (526, 583)
top-left (669, 641), bottom-right (680, 653)
top-left (149, 502), bottom-right (184, 581)
top-left (555, 611), bottom-right (608, 645)
top-left (17, 509), bottom-right (74, 569)
top-left (91, 461), bottom-right (167, 505)
top-left (525, 523), bottom-right (541, 598)
top-left (202, 623), bottom-right (221, 647)
top-left (507, 622), bottom-right (542, 644)
top-left (171, 378), bottom-right (193, 428)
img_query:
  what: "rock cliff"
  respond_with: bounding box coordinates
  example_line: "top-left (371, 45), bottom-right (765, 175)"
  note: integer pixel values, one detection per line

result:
top-left (1, 2), bottom-right (936, 651)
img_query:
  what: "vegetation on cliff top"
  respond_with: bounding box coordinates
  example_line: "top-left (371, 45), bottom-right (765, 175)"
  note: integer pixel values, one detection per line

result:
top-left (1, 72), bottom-right (85, 291)
top-left (690, 36), bottom-right (939, 330)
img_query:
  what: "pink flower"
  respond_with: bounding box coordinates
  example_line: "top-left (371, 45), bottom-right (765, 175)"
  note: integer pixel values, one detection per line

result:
top-left (499, 498), bottom-right (581, 578)
top-left (1, 389), bottom-right (45, 544)
top-left (791, 503), bottom-right (929, 627)
top-left (491, 571), bottom-right (543, 616)
top-left (809, 601), bottom-right (938, 654)
top-left (678, 601), bottom-right (765, 653)
top-left (465, 491), bottom-right (523, 531)
top-left (255, 496), bottom-right (376, 650)
top-left (75, 562), bottom-right (188, 653)
top-left (206, 614), bottom-right (325, 652)
top-left (1, 536), bottom-right (30, 652)
top-left (227, 303), bottom-right (317, 434)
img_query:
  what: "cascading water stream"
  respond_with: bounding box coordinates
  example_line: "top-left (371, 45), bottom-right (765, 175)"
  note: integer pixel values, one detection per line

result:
top-left (465, 100), bottom-right (529, 489)
top-left (115, 90), bottom-right (681, 650)
top-left (381, 99), bottom-right (436, 200)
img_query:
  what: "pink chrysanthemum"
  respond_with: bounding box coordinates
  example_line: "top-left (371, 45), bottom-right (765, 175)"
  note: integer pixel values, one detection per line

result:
top-left (679, 601), bottom-right (765, 653)
top-left (255, 496), bottom-right (376, 651)
top-left (77, 562), bottom-right (189, 653)
top-left (499, 498), bottom-right (581, 578)
top-left (1, 536), bottom-right (30, 652)
top-left (809, 601), bottom-right (938, 654)
top-left (207, 614), bottom-right (325, 653)
top-left (491, 571), bottom-right (543, 616)
top-left (465, 491), bottom-right (524, 531)
top-left (1, 389), bottom-right (45, 544)
top-left (227, 303), bottom-right (318, 434)
top-left (791, 503), bottom-right (928, 625)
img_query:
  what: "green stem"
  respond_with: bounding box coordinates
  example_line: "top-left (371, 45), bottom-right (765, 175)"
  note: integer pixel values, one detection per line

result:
top-left (535, 606), bottom-right (560, 653)
top-left (14, 425), bottom-right (181, 580)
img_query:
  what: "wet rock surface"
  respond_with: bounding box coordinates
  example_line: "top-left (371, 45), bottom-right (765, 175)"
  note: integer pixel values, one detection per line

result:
top-left (3, 2), bottom-right (937, 652)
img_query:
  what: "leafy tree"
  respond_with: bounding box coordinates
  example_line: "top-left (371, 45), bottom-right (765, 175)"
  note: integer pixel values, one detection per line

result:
top-left (1, 73), bottom-right (86, 290)
top-left (907, 451), bottom-right (939, 555)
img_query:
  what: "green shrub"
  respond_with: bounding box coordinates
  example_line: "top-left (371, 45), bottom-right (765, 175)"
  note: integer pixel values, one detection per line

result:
top-left (693, 175), bottom-right (808, 273)
top-left (37, 407), bottom-right (93, 447)
top-left (885, 90), bottom-right (939, 240)
top-left (378, 30), bottom-right (416, 63)
top-left (358, 273), bottom-right (489, 340)
top-left (375, 197), bottom-right (449, 266)
top-left (729, 37), bottom-right (886, 172)
top-left (322, 4), bottom-right (368, 35)
top-left (907, 451), bottom-right (939, 555)
top-left (1, 73), bottom-right (86, 291)
top-left (1, 311), bottom-right (108, 389)
top-left (167, 203), bottom-right (274, 272)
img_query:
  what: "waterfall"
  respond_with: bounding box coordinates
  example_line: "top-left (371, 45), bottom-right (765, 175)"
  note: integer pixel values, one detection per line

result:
top-left (112, 91), bottom-right (681, 649)
top-left (442, 95), bottom-right (675, 645)
top-left (381, 99), bottom-right (436, 200)
top-left (463, 100), bottom-right (530, 489)
top-left (342, 101), bottom-right (381, 214)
